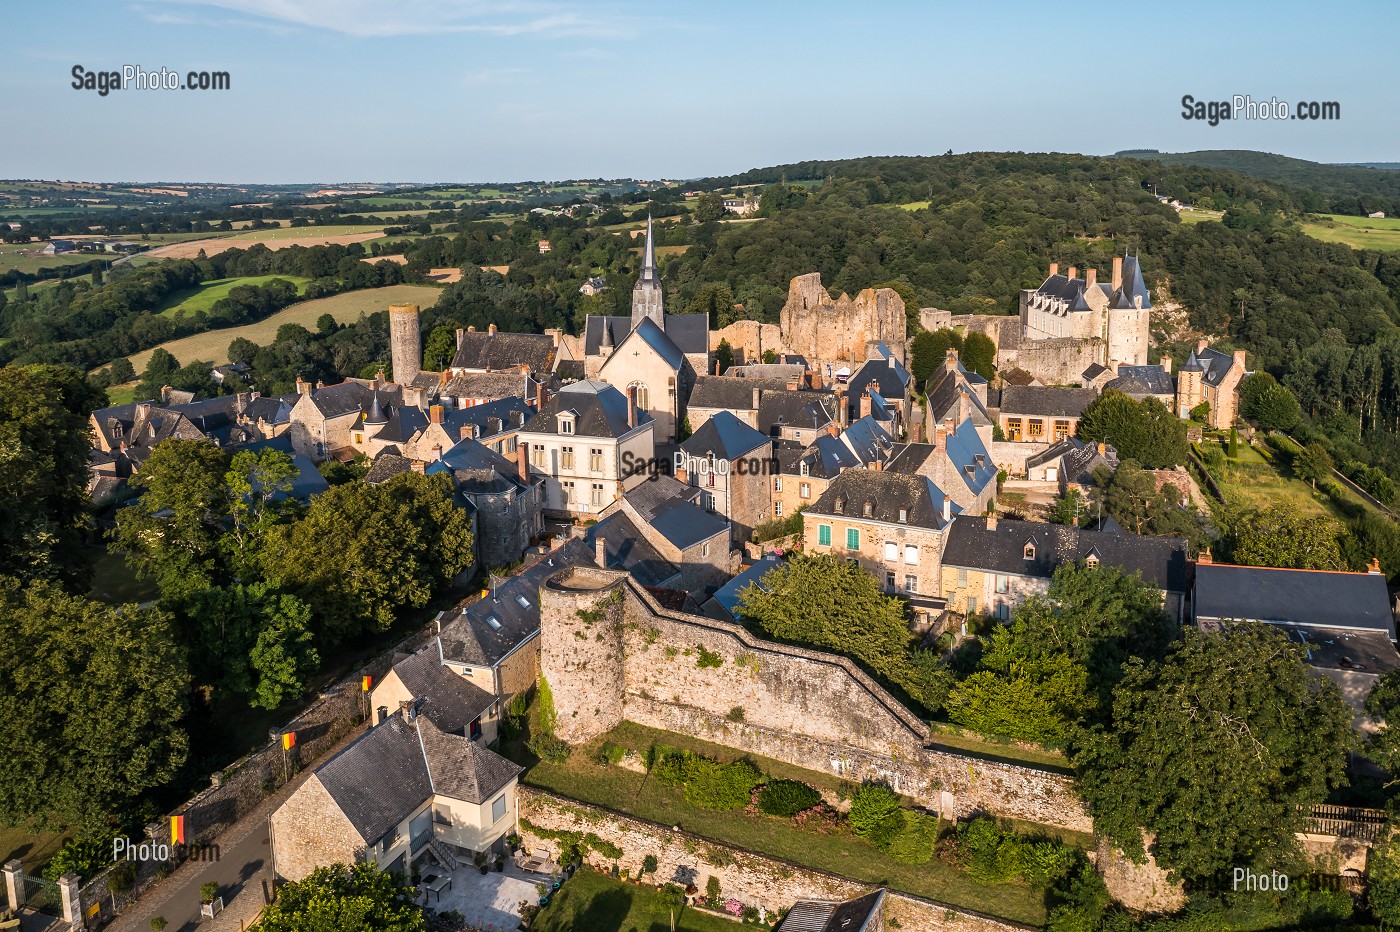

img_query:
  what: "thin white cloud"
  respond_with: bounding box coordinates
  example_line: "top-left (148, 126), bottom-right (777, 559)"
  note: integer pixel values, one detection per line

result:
top-left (459, 66), bottom-right (530, 87)
top-left (139, 0), bottom-right (632, 38)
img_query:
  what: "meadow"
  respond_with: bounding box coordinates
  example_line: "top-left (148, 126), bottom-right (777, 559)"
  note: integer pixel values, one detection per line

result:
top-left (1299, 212), bottom-right (1400, 250)
top-left (155, 275), bottom-right (312, 317)
top-left (118, 283), bottom-right (442, 371)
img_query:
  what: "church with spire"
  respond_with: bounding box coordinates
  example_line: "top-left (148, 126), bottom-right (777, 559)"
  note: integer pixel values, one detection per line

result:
top-left (582, 216), bottom-right (709, 443)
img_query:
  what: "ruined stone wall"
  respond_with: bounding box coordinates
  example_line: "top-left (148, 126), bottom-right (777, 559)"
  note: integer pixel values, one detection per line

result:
top-left (710, 320), bottom-right (782, 368)
top-left (519, 789), bottom-right (1031, 932)
top-left (538, 571), bottom-right (1092, 832)
top-left (779, 273), bottom-right (905, 366)
top-left (1004, 338), bottom-right (1103, 386)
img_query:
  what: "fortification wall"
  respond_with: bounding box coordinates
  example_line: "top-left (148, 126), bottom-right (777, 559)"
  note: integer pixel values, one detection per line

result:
top-left (780, 273), bottom-right (905, 366)
top-left (519, 789), bottom-right (1030, 932)
top-left (1004, 338), bottom-right (1102, 386)
top-left (538, 571), bottom-right (1092, 833)
top-left (710, 320), bottom-right (782, 368)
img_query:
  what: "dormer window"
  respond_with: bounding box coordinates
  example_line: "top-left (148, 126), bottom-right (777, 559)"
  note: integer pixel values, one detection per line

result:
top-left (1085, 551), bottom-right (1100, 569)
top-left (799, 461), bottom-right (810, 477)
top-left (863, 501), bottom-right (873, 518)
top-left (1023, 541), bottom-right (1036, 560)
top-left (898, 508), bottom-right (907, 523)
top-left (558, 414), bottom-right (575, 435)
top-left (834, 497), bottom-right (845, 515)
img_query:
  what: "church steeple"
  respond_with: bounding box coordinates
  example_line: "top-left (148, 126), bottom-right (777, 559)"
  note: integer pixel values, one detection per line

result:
top-left (631, 214), bottom-right (665, 328)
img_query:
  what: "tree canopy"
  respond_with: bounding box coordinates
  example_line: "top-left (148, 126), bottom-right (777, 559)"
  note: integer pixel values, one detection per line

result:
top-left (1077, 391), bottom-right (1188, 469)
top-left (255, 863), bottom-right (424, 932)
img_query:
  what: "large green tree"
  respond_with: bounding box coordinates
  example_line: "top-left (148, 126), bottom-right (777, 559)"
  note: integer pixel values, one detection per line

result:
top-left (1094, 461), bottom-right (1208, 547)
top-left (262, 472), bottom-right (474, 642)
top-left (255, 863), bottom-right (424, 932)
top-left (0, 576), bottom-right (189, 829)
top-left (1077, 390), bottom-right (1188, 469)
top-left (1075, 625), bottom-right (1353, 886)
top-left (188, 583), bottom-right (318, 709)
top-left (1227, 502), bottom-right (1345, 570)
top-left (0, 364), bottom-right (103, 587)
top-left (1239, 372), bottom-right (1301, 432)
top-left (736, 552), bottom-right (951, 712)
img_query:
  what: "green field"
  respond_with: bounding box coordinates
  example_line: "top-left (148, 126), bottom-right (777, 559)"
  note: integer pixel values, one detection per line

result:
top-left (0, 241), bottom-right (102, 275)
top-left (896, 200), bottom-right (931, 211)
top-left (509, 721), bottom-right (1054, 926)
top-left (1177, 207), bottom-right (1224, 224)
top-left (225, 223), bottom-right (386, 242)
top-left (1299, 213), bottom-right (1400, 250)
top-left (0, 825), bottom-right (70, 872)
top-left (156, 275), bottom-right (312, 317)
top-left (534, 869), bottom-right (742, 932)
top-left (1201, 434), bottom-right (1379, 522)
top-left (117, 283), bottom-right (442, 372)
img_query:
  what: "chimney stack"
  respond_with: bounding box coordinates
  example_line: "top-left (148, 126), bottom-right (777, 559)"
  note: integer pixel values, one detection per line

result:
top-left (1161, 356), bottom-right (1173, 374)
top-left (595, 536), bottom-right (608, 568)
top-left (1111, 256), bottom-right (1123, 292)
top-left (627, 387), bottom-right (638, 428)
top-left (399, 700), bottom-right (415, 724)
top-left (1233, 349), bottom-right (1247, 369)
top-left (959, 390), bottom-right (970, 424)
top-left (1197, 339), bottom-right (1209, 353)
top-left (1197, 547), bottom-right (1213, 565)
top-left (827, 424), bottom-right (839, 438)
top-left (1086, 268), bottom-right (1097, 288)
top-left (456, 328), bottom-right (465, 348)
top-left (714, 359), bottom-right (720, 376)
top-left (1097, 442), bottom-right (1106, 456)
top-left (535, 379), bottom-right (546, 411)
top-left (859, 390), bottom-right (872, 421)
top-left (1067, 266), bottom-right (1078, 281)
top-left (468, 325), bottom-right (476, 333)
top-left (942, 495), bottom-right (951, 522)
top-left (488, 323), bottom-right (497, 335)
top-left (411, 461), bottom-right (426, 474)
top-left (516, 441), bottom-right (529, 482)
top-left (429, 404), bottom-right (443, 424)
top-left (934, 424), bottom-right (947, 452)
top-left (987, 513), bottom-right (997, 531)
top-left (1369, 556), bottom-right (1383, 575)
top-left (752, 387), bottom-right (762, 410)
top-left (1049, 262), bottom-right (1059, 277)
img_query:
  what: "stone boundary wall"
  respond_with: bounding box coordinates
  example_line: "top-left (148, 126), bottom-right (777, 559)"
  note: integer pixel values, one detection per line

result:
top-left (76, 624), bottom-right (438, 928)
top-left (538, 569), bottom-right (1091, 834)
top-left (518, 788), bottom-right (1032, 932)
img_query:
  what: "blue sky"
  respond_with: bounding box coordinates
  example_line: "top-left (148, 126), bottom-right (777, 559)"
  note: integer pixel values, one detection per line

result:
top-left (4, 0), bottom-right (1397, 183)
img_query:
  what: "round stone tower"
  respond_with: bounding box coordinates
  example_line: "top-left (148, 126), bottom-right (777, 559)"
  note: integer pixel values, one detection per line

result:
top-left (538, 566), bottom-right (628, 744)
top-left (388, 304), bottom-right (422, 385)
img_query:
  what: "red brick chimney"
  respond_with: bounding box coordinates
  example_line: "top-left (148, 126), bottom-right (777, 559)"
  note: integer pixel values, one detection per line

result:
top-left (411, 461), bottom-right (426, 474)
top-left (535, 379), bottom-right (546, 411)
top-left (516, 441), bottom-right (529, 482)
top-left (1085, 268), bottom-right (1097, 288)
top-left (1049, 262), bottom-right (1059, 277)
top-left (1111, 256), bottom-right (1123, 291)
top-left (675, 464), bottom-right (689, 484)
top-left (827, 424), bottom-right (839, 438)
top-left (1197, 547), bottom-right (1213, 565)
top-left (1067, 266), bottom-right (1078, 281)
top-left (859, 391), bottom-right (872, 421)
top-left (934, 424), bottom-right (947, 452)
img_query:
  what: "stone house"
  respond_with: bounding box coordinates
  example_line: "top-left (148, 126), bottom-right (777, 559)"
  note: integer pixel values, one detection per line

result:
top-left (587, 476), bottom-right (731, 595)
top-left (924, 351), bottom-right (992, 449)
top-left (1019, 256), bottom-right (1151, 367)
top-left (802, 468), bottom-right (959, 618)
top-left (938, 515), bottom-right (1190, 622)
top-left (687, 377), bottom-right (841, 447)
top-left (1103, 362), bottom-right (1175, 406)
top-left (269, 703), bottom-right (522, 883)
top-left (1175, 341), bottom-right (1247, 429)
top-left (769, 429), bottom-right (863, 524)
top-left (516, 380), bottom-right (655, 518)
top-left (447, 323), bottom-right (568, 381)
top-left (1024, 437), bottom-right (1119, 492)
top-left (676, 410), bottom-right (774, 544)
top-left (427, 436), bottom-right (544, 570)
top-left (434, 540), bottom-right (595, 698)
top-left (997, 386), bottom-right (1098, 444)
top-left (288, 376), bottom-right (404, 461)
top-left (885, 417), bottom-right (997, 516)
top-left (844, 345), bottom-right (913, 440)
top-left (597, 316), bottom-right (694, 443)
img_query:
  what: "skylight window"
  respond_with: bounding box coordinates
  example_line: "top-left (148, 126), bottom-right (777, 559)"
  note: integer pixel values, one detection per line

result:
top-left (515, 594), bottom-right (531, 609)
top-left (486, 614), bottom-right (502, 630)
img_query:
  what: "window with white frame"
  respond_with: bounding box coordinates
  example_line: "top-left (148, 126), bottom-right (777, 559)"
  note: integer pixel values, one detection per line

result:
top-left (590, 448), bottom-right (603, 472)
top-left (560, 446), bottom-right (574, 469)
top-left (799, 482), bottom-right (811, 498)
top-left (562, 480), bottom-right (575, 505)
top-left (904, 574), bottom-right (918, 594)
top-left (995, 574), bottom-right (1008, 593)
top-left (590, 483), bottom-right (604, 506)
top-left (904, 544), bottom-right (918, 565)
top-left (774, 501), bottom-right (783, 517)
top-left (883, 541), bottom-right (898, 562)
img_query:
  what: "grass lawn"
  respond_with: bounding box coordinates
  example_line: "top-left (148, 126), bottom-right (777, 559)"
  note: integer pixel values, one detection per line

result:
top-left (87, 546), bottom-right (160, 605)
top-left (534, 869), bottom-right (742, 932)
top-left (156, 275), bottom-right (312, 317)
top-left (1200, 433), bottom-right (1380, 523)
top-left (104, 380), bottom-right (138, 404)
top-left (1177, 207), bottom-right (1224, 224)
top-left (226, 223), bottom-right (386, 242)
top-left (1299, 213), bottom-right (1400, 251)
top-left (0, 825), bottom-right (71, 870)
top-left (509, 722), bottom-right (1053, 926)
top-left (0, 242), bottom-right (99, 275)
top-left (114, 283), bottom-right (443, 372)
top-left (896, 200), bottom-right (931, 211)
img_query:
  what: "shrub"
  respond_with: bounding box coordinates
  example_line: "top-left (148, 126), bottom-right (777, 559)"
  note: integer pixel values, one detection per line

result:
top-left (527, 733), bottom-right (570, 764)
top-left (849, 782), bottom-right (905, 848)
top-left (696, 645), bottom-right (724, 668)
top-left (757, 779), bottom-right (822, 817)
top-left (641, 854), bottom-right (658, 876)
top-left (151, 919), bottom-right (168, 932)
top-left (886, 810), bottom-right (941, 865)
top-left (650, 747), bottom-right (693, 786)
top-left (199, 882), bottom-right (220, 904)
top-left (726, 705), bottom-right (745, 722)
top-left (705, 875), bottom-right (722, 906)
top-left (684, 757), bottom-right (763, 811)
top-left (592, 741), bottom-right (625, 765)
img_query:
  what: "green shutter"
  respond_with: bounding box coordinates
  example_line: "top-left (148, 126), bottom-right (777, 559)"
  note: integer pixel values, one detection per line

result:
top-left (818, 524), bottom-right (831, 546)
top-left (846, 528), bottom-right (859, 549)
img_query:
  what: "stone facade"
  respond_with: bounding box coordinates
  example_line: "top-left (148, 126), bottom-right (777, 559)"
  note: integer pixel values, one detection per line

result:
top-left (519, 789), bottom-right (1027, 932)
top-left (803, 503), bottom-right (947, 605)
top-left (710, 319), bottom-right (783, 367)
top-left (537, 569), bottom-right (1091, 832)
top-left (269, 776), bottom-right (367, 883)
top-left (389, 304), bottom-right (423, 386)
top-left (779, 273), bottom-right (906, 367)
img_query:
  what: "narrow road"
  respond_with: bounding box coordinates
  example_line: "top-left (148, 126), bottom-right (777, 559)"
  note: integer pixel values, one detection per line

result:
top-left (107, 723), bottom-right (367, 932)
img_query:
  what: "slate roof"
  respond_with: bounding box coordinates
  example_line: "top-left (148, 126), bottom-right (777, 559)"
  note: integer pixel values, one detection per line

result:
top-left (886, 420), bottom-right (996, 497)
top-left (1105, 365), bottom-right (1175, 397)
top-left (313, 713), bottom-right (520, 844)
top-left (442, 370), bottom-right (533, 402)
top-left (1082, 363), bottom-right (1111, 381)
top-left (584, 513), bottom-right (681, 586)
top-left (778, 891), bottom-right (885, 932)
top-left (687, 376), bottom-right (790, 411)
top-left (307, 380), bottom-right (404, 420)
top-left (526, 380), bottom-right (648, 438)
top-left (1182, 345), bottom-right (1239, 388)
top-left (620, 475), bottom-right (702, 517)
top-left (1194, 563), bottom-right (1394, 635)
top-left (370, 404), bottom-right (429, 444)
top-left (1025, 436), bottom-right (1119, 485)
top-left (758, 391), bottom-right (839, 438)
top-left (389, 646), bottom-right (497, 735)
top-left (365, 453), bottom-right (414, 484)
top-left (583, 313), bottom-right (708, 356)
top-left (441, 395), bottom-right (533, 442)
top-left (437, 539), bottom-right (594, 667)
top-left (449, 330), bottom-right (558, 374)
top-left (847, 350), bottom-right (911, 405)
top-left (807, 469), bottom-right (957, 530)
top-left (711, 554), bottom-right (785, 620)
top-left (616, 316), bottom-right (686, 371)
top-left (939, 515), bottom-right (1190, 593)
top-left (773, 435), bottom-right (859, 480)
top-left (681, 410), bottom-right (771, 461)
top-left (426, 437), bottom-right (526, 497)
top-left (926, 366), bottom-right (990, 426)
top-left (1112, 254), bottom-right (1152, 309)
top-left (998, 385), bottom-right (1098, 418)
top-left (840, 416), bottom-right (894, 466)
